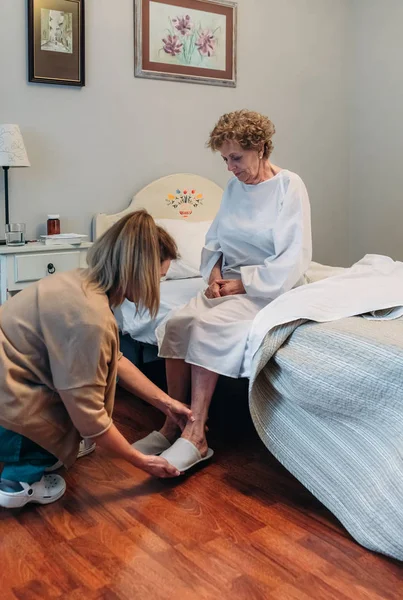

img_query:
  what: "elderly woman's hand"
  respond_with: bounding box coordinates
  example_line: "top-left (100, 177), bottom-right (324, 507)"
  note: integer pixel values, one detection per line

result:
top-left (204, 280), bottom-right (221, 299)
top-left (217, 279), bottom-right (246, 296)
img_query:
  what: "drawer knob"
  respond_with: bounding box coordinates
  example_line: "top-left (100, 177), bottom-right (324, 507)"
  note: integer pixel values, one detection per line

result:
top-left (47, 263), bottom-right (56, 274)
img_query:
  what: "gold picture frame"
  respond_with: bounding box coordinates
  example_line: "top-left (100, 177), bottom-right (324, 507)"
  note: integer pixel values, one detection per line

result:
top-left (28, 0), bottom-right (85, 86)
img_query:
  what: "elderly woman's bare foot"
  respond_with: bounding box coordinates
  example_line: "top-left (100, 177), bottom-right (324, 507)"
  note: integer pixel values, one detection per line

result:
top-left (159, 418), bottom-right (179, 444)
top-left (181, 421), bottom-right (208, 457)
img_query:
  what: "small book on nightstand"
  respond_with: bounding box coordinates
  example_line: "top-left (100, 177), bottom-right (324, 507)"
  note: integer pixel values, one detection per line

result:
top-left (40, 234), bottom-right (88, 246)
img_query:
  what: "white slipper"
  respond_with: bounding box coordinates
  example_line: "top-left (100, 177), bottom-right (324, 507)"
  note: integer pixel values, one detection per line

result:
top-left (132, 431), bottom-right (172, 455)
top-left (46, 438), bottom-right (96, 472)
top-left (0, 474), bottom-right (66, 509)
top-left (159, 438), bottom-right (214, 472)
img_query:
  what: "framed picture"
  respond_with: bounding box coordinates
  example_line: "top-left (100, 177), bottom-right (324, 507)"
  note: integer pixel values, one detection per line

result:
top-left (134, 0), bottom-right (237, 87)
top-left (28, 0), bottom-right (85, 86)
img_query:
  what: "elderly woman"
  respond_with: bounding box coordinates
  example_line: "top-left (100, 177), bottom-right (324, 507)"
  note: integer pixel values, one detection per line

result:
top-left (0, 211), bottom-right (193, 509)
top-left (135, 110), bottom-right (312, 471)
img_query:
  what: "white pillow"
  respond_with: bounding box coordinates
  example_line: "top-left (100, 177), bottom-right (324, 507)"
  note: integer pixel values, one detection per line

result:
top-left (155, 218), bottom-right (212, 279)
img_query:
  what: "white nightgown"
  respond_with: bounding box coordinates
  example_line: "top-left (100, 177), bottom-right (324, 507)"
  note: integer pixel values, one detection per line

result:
top-left (156, 169), bottom-right (312, 378)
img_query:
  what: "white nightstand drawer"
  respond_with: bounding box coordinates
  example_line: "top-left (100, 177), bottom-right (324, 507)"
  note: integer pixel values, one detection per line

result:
top-left (0, 242), bottom-right (92, 304)
top-left (14, 251), bottom-right (82, 283)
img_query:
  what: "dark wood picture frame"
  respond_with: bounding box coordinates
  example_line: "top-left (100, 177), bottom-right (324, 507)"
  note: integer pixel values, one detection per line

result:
top-left (28, 0), bottom-right (85, 86)
top-left (134, 0), bottom-right (237, 87)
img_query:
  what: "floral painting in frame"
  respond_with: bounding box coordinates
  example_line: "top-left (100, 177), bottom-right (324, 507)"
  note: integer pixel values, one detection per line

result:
top-left (134, 0), bottom-right (237, 87)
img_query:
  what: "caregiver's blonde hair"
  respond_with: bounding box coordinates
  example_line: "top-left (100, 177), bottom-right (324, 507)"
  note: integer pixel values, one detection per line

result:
top-left (86, 210), bottom-right (177, 316)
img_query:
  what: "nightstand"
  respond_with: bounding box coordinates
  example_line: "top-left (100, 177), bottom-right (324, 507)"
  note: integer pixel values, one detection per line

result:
top-left (0, 242), bottom-right (92, 305)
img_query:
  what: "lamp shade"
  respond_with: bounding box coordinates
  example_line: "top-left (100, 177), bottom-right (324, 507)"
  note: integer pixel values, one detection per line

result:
top-left (0, 124), bottom-right (30, 167)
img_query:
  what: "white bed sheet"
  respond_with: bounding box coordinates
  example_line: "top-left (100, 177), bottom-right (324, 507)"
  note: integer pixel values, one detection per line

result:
top-left (114, 277), bottom-right (206, 345)
top-left (246, 254), bottom-right (403, 378)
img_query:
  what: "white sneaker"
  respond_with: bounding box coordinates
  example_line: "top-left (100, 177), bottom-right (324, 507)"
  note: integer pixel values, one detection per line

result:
top-left (0, 474), bottom-right (66, 509)
top-left (77, 438), bottom-right (96, 458)
top-left (45, 438), bottom-right (96, 472)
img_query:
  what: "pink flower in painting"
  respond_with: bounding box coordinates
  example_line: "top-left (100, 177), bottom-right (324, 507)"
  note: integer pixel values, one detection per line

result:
top-left (196, 30), bottom-right (215, 57)
top-left (172, 15), bottom-right (193, 36)
top-left (162, 34), bottom-right (183, 56)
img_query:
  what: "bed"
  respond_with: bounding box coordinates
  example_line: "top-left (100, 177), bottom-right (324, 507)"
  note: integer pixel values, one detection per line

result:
top-left (94, 174), bottom-right (403, 561)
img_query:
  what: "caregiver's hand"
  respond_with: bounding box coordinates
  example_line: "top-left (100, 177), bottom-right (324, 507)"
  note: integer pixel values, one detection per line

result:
top-left (93, 424), bottom-right (182, 478)
top-left (162, 397), bottom-right (194, 431)
top-left (140, 455), bottom-right (182, 478)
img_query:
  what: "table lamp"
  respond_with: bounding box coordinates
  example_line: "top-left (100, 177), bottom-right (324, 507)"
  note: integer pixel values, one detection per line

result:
top-left (0, 124), bottom-right (30, 245)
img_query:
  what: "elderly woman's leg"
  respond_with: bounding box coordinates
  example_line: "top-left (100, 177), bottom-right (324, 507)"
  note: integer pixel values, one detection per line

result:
top-left (181, 365), bottom-right (219, 456)
top-left (159, 358), bottom-right (191, 442)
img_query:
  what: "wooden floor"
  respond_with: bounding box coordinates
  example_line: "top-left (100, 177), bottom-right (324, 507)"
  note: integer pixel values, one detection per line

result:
top-left (1, 386), bottom-right (403, 600)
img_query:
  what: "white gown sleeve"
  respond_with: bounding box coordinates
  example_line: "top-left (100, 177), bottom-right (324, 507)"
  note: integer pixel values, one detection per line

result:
top-left (240, 175), bottom-right (312, 299)
top-left (200, 210), bottom-right (223, 282)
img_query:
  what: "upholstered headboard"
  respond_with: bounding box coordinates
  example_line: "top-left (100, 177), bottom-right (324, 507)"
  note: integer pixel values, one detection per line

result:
top-left (93, 173), bottom-right (224, 239)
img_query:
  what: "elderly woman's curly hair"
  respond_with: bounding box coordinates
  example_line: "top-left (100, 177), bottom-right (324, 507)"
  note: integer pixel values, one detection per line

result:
top-left (207, 110), bottom-right (276, 159)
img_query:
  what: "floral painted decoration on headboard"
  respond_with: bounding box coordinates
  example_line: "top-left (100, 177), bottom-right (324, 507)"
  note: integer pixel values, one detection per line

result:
top-left (165, 188), bottom-right (204, 218)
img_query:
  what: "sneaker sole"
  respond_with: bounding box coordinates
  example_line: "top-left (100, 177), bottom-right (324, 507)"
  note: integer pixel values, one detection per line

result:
top-left (77, 442), bottom-right (96, 459)
top-left (45, 460), bottom-right (64, 473)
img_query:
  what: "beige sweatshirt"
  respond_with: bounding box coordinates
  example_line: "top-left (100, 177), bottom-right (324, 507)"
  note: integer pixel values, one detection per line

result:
top-left (0, 269), bottom-right (121, 467)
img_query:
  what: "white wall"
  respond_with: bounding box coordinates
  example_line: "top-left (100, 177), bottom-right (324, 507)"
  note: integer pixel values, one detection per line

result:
top-left (350, 0), bottom-right (403, 263)
top-left (0, 0), bottom-right (350, 265)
